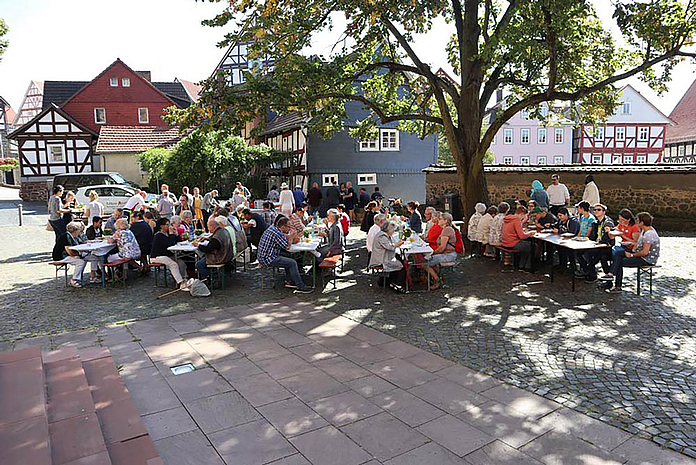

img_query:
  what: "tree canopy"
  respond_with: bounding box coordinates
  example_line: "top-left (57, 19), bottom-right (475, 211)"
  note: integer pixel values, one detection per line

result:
top-left (138, 130), bottom-right (280, 196)
top-left (176, 0), bottom-right (696, 213)
top-left (0, 19), bottom-right (7, 62)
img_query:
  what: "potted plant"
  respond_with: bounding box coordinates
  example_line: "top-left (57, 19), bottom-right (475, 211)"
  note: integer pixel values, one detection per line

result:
top-left (103, 228), bottom-right (113, 237)
top-left (194, 228), bottom-right (204, 237)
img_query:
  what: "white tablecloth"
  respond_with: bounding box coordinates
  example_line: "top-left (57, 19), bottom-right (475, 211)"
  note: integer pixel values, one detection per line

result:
top-left (168, 241), bottom-right (208, 252)
top-left (289, 240), bottom-right (320, 253)
top-left (69, 241), bottom-right (116, 255)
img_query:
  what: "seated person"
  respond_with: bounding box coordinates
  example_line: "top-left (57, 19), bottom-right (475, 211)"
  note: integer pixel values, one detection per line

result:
top-left (467, 203), bottom-right (485, 245)
top-left (130, 211), bottom-right (154, 258)
top-left (105, 219), bottom-right (142, 274)
top-left (576, 203), bottom-right (614, 282)
top-left (317, 209), bottom-right (344, 259)
top-left (366, 213), bottom-right (387, 257)
top-left (360, 201), bottom-right (378, 233)
top-left (262, 201), bottom-right (278, 227)
top-left (52, 221), bottom-right (89, 288)
top-left (425, 211), bottom-right (442, 250)
top-left (86, 217), bottom-right (103, 240)
top-left (181, 210), bottom-right (196, 236)
top-left (193, 217), bottom-right (234, 279)
top-left (501, 205), bottom-right (535, 271)
top-left (143, 211), bottom-right (157, 231)
top-left (288, 206), bottom-right (306, 237)
top-left (489, 202), bottom-right (510, 248)
top-left (601, 212), bottom-right (660, 293)
top-left (576, 201), bottom-right (596, 238)
top-left (423, 212), bottom-right (459, 289)
top-left (242, 208), bottom-right (268, 247)
top-left (104, 208), bottom-right (123, 232)
top-left (337, 204), bottom-right (351, 237)
top-left (552, 207), bottom-right (580, 269)
top-left (257, 216), bottom-right (312, 293)
top-left (615, 208), bottom-right (641, 252)
top-left (423, 207), bottom-right (436, 235)
top-left (216, 216), bottom-right (238, 265)
top-left (401, 201), bottom-right (422, 234)
top-left (150, 218), bottom-right (189, 290)
top-left (369, 220), bottom-right (406, 291)
top-left (170, 215), bottom-right (185, 238)
top-left (476, 205), bottom-right (497, 257)
top-left (530, 207), bottom-right (557, 230)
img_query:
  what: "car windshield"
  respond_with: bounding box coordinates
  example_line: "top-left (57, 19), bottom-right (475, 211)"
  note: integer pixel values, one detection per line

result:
top-left (110, 173), bottom-right (128, 184)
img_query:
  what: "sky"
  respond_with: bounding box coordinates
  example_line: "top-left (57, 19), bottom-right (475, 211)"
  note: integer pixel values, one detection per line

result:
top-left (0, 0), bottom-right (695, 116)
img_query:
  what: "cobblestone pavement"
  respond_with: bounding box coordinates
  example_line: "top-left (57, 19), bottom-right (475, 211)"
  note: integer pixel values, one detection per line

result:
top-left (2, 224), bottom-right (696, 458)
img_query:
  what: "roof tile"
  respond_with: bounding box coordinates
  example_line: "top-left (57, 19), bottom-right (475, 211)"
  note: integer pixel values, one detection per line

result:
top-left (95, 126), bottom-right (184, 153)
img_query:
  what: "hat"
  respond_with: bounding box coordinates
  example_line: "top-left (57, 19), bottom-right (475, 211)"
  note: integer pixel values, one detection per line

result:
top-left (280, 182), bottom-right (288, 189)
top-left (295, 184), bottom-right (301, 189)
top-left (532, 207), bottom-right (543, 213)
top-left (594, 203), bottom-right (607, 211)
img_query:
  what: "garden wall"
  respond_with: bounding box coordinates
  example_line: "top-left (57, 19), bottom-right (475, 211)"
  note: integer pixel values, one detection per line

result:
top-left (425, 165), bottom-right (696, 231)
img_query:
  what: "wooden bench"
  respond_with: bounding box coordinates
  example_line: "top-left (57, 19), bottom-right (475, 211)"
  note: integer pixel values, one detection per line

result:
top-left (149, 262), bottom-right (175, 288)
top-left (319, 254), bottom-right (342, 289)
top-left (368, 264), bottom-right (389, 290)
top-left (496, 246), bottom-right (520, 272)
top-left (630, 264), bottom-right (661, 295)
top-left (104, 258), bottom-right (134, 287)
top-left (206, 263), bottom-right (227, 290)
top-left (49, 261), bottom-right (70, 288)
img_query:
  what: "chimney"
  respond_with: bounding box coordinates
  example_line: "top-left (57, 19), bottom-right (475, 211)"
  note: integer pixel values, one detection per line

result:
top-left (136, 71), bottom-right (151, 82)
top-left (495, 90), bottom-right (503, 103)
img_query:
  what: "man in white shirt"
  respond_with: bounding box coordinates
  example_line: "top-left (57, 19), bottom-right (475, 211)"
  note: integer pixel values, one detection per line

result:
top-left (123, 189), bottom-right (146, 220)
top-left (547, 174), bottom-right (570, 216)
top-left (367, 213), bottom-right (387, 255)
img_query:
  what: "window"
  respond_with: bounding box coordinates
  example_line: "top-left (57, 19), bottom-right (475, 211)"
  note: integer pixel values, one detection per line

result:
top-left (520, 156), bottom-right (530, 165)
top-left (122, 78), bottom-right (130, 87)
top-left (612, 154), bottom-right (621, 164)
top-left (621, 102), bottom-right (631, 115)
top-left (595, 127), bottom-right (604, 141)
top-left (615, 127), bottom-right (626, 141)
top-left (503, 156), bottom-right (513, 165)
top-left (48, 144), bottom-right (64, 162)
top-left (537, 128), bottom-right (547, 144)
top-left (638, 127), bottom-right (649, 141)
top-left (322, 174), bottom-right (337, 187)
top-left (537, 156), bottom-right (547, 165)
top-left (503, 129), bottom-right (513, 144)
top-left (521, 108), bottom-right (529, 119)
top-left (554, 156), bottom-right (564, 165)
top-left (540, 106), bottom-right (549, 118)
top-left (554, 128), bottom-right (564, 144)
top-left (109, 77), bottom-right (118, 87)
top-left (492, 135), bottom-right (497, 145)
top-left (138, 108), bottom-right (149, 124)
top-left (636, 155), bottom-right (647, 164)
top-left (520, 128), bottom-right (530, 145)
top-left (357, 173), bottom-right (377, 185)
top-left (359, 138), bottom-right (378, 151)
top-left (623, 155), bottom-right (633, 164)
top-left (380, 129), bottom-right (399, 151)
top-left (94, 108), bottom-right (106, 124)
top-left (679, 145), bottom-right (686, 156)
top-left (592, 155), bottom-right (602, 164)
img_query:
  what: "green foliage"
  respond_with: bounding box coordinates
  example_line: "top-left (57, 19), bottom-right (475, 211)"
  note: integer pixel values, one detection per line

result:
top-left (172, 0), bottom-right (696, 210)
top-left (0, 157), bottom-right (18, 172)
top-left (0, 19), bottom-right (8, 61)
top-left (138, 130), bottom-right (280, 196)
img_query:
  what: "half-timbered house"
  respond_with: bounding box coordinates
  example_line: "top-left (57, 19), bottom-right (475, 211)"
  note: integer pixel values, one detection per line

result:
top-left (9, 105), bottom-right (98, 200)
top-left (0, 97), bottom-right (18, 185)
top-left (572, 85), bottom-right (672, 165)
top-left (663, 77), bottom-right (696, 163)
top-left (212, 39), bottom-right (438, 202)
top-left (13, 81), bottom-right (43, 126)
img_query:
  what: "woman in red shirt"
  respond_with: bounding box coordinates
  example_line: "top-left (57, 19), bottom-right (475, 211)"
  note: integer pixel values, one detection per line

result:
top-left (426, 211), bottom-right (443, 251)
top-left (616, 209), bottom-right (640, 251)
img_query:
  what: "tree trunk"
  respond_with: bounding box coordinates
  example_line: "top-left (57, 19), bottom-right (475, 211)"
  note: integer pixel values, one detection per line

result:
top-left (455, 149), bottom-right (489, 220)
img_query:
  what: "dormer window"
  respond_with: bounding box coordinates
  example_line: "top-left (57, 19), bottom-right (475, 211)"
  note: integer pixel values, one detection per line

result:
top-left (122, 78), bottom-right (131, 87)
top-left (109, 78), bottom-right (118, 87)
top-left (138, 108), bottom-right (149, 124)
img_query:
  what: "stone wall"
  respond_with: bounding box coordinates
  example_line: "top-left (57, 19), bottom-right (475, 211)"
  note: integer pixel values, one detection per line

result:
top-left (20, 180), bottom-right (49, 202)
top-left (426, 167), bottom-right (696, 231)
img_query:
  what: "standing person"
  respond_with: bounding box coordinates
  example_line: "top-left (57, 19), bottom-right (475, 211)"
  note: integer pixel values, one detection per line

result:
top-left (268, 185), bottom-right (280, 202)
top-left (84, 191), bottom-right (104, 227)
top-left (62, 191), bottom-right (77, 225)
top-left (192, 217), bottom-right (234, 279)
top-left (371, 186), bottom-right (384, 202)
top-left (157, 192), bottom-right (175, 220)
top-left (293, 184), bottom-right (305, 209)
top-left (123, 189), bottom-right (146, 221)
top-left (582, 174), bottom-right (600, 206)
top-left (52, 221), bottom-right (88, 288)
top-left (325, 180), bottom-right (341, 210)
top-left (201, 190), bottom-right (219, 229)
top-left (160, 184), bottom-right (177, 202)
top-left (151, 218), bottom-right (189, 290)
top-left (360, 201), bottom-right (378, 233)
top-left (257, 216), bottom-right (312, 292)
top-left (175, 195), bottom-right (191, 216)
top-left (576, 201), bottom-right (596, 238)
top-left (547, 174), bottom-right (570, 216)
top-left (233, 181), bottom-right (250, 208)
top-left (359, 188), bottom-right (370, 208)
top-left (192, 187), bottom-right (204, 226)
top-left (529, 180), bottom-right (549, 210)
top-left (336, 204), bottom-right (350, 237)
top-left (343, 181), bottom-right (357, 222)
top-left (502, 205), bottom-right (535, 272)
top-left (601, 212), bottom-right (660, 293)
top-left (181, 186), bottom-right (194, 206)
top-left (278, 183), bottom-right (295, 217)
top-left (48, 185), bottom-right (67, 239)
top-left (242, 208), bottom-right (269, 247)
top-left (307, 182), bottom-right (323, 215)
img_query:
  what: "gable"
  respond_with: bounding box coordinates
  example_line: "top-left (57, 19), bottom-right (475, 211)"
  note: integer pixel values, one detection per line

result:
top-left (608, 85), bottom-right (671, 124)
top-left (9, 104), bottom-right (97, 139)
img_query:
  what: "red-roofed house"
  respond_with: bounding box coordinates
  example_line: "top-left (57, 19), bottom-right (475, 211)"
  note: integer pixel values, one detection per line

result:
top-left (9, 59), bottom-right (194, 200)
top-left (664, 78), bottom-right (696, 163)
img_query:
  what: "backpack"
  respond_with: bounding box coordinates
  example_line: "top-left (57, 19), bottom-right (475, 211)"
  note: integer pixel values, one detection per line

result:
top-left (448, 230), bottom-right (465, 254)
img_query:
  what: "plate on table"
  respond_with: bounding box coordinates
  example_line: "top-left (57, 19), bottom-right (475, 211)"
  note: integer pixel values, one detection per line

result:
top-left (527, 224), bottom-right (537, 229)
top-left (540, 229), bottom-right (553, 233)
top-left (608, 230), bottom-right (623, 236)
top-left (561, 233), bottom-right (575, 238)
top-left (573, 236), bottom-right (589, 242)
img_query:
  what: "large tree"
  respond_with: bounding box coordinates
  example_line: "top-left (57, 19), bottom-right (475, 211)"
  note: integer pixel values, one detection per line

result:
top-left (176, 0), bottom-right (696, 213)
top-left (0, 19), bottom-right (7, 61)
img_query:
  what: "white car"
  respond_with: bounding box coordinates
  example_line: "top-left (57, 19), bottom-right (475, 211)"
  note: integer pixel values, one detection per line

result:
top-left (75, 184), bottom-right (137, 215)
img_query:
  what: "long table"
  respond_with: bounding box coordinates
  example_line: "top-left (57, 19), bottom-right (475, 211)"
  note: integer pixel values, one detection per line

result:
top-left (289, 239), bottom-right (321, 288)
top-left (68, 240), bottom-right (117, 288)
top-left (531, 232), bottom-right (610, 291)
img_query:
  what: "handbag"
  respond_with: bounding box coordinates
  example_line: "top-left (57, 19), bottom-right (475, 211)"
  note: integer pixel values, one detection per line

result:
top-left (46, 221), bottom-right (54, 232)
